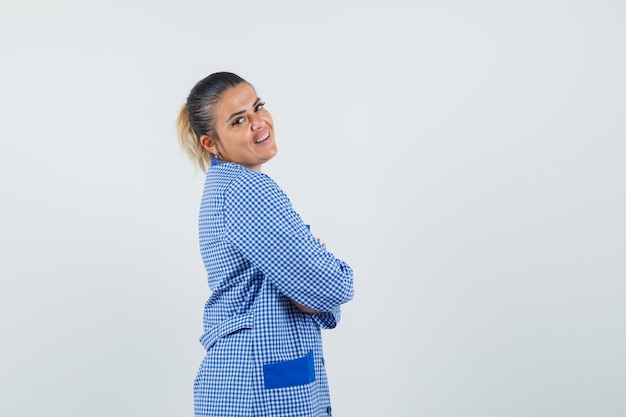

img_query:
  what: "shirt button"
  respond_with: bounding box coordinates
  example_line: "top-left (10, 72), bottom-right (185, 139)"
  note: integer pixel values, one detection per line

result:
top-left (326, 406), bottom-right (332, 414)
top-left (321, 357), bottom-right (325, 366)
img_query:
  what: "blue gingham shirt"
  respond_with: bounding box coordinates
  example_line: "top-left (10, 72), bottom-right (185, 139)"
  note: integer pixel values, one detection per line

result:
top-left (193, 159), bottom-right (354, 417)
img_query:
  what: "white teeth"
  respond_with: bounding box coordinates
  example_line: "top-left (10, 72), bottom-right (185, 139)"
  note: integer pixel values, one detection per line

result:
top-left (256, 132), bottom-right (269, 143)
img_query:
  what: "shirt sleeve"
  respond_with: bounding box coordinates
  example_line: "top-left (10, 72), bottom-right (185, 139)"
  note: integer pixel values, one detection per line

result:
top-left (223, 171), bottom-right (354, 313)
top-left (311, 307), bottom-right (341, 329)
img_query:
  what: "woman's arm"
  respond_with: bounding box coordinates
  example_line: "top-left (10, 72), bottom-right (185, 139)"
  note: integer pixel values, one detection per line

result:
top-left (291, 299), bottom-right (320, 314)
top-left (223, 171), bottom-right (354, 313)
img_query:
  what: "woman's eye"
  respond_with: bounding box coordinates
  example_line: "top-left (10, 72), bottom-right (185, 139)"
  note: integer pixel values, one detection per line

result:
top-left (255, 102), bottom-right (265, 112)
top-left (232, 117), bottom-right (245, 126)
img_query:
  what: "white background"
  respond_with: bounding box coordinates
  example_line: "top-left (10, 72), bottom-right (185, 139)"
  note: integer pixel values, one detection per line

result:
top-left (1, 1), bottom-right (625, 416)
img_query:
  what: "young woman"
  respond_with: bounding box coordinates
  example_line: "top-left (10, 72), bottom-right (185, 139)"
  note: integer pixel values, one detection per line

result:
top-left (177, 72), bottom-right (354, 416)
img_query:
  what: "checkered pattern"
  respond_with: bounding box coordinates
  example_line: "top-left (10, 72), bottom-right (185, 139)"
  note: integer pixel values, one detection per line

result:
top-left (194, 159), bottom-right (354, 417)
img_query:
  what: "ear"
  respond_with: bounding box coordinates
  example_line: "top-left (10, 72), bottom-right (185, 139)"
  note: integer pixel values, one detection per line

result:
top-left (200, 135), bottom-right (218, 154)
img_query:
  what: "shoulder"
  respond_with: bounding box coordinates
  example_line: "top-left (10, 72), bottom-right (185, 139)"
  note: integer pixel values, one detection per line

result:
top-left (206, 162), bottom-right (292, 208)
top-left (226, 167), bottom-right (283, 199)
top-left (203, 162), bottom-right (261, 197)
top-left (215, 167), bottom-right (296, 218)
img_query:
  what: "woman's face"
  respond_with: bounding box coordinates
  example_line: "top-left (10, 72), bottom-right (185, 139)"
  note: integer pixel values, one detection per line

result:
top-left (202, 82), bottom-right (277, 171)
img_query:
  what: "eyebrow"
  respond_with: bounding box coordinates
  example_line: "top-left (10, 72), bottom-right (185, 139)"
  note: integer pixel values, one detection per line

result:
top-left (226, 98), bottom-right (262, 123)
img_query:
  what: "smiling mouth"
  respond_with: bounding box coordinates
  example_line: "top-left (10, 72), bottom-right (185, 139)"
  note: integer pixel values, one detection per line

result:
top-left (255, 132), bottom-right (270, 143)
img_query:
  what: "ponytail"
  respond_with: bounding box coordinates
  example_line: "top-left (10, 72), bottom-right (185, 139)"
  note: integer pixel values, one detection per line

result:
top-left (177, 104), bottom-right (212, 172)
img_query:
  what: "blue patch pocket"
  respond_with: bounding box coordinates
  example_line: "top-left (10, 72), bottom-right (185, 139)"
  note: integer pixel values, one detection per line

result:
top-left (263, 350), bottom-right (315, 389)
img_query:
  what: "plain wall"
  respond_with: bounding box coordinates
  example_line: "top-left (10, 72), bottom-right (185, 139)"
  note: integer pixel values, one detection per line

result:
top-left (1, 0), bottom-right (624, 416)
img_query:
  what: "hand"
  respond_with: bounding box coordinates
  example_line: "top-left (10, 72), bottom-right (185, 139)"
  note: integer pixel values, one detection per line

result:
top-left (290, 299), bottom-right (320, 314)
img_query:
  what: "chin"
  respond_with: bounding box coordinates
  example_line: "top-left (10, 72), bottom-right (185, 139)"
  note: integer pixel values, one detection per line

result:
top-left (266, 148), bottom-right (278, 160)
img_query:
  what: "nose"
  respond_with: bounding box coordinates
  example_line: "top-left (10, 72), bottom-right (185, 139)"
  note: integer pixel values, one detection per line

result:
top-left (250, 114), bottom-right (265, 130)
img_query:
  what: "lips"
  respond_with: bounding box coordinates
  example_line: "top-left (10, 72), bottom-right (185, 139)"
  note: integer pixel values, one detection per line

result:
top-left (255, 132), bottom-right (270, 144)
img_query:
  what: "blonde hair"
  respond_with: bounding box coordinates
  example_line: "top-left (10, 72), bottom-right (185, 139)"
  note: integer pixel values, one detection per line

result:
top-left (176, 104), bottom-right (212, 172)
top-left (176, 72), bottom-right (249, 172)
